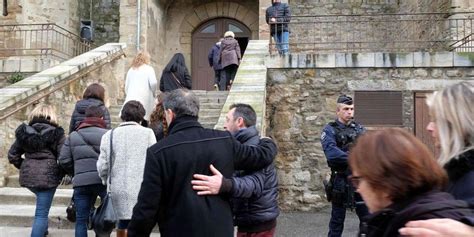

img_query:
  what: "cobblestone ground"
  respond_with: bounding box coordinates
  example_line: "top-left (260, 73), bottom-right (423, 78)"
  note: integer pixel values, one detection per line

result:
top-left (0, 207), bottom-right (359, 237)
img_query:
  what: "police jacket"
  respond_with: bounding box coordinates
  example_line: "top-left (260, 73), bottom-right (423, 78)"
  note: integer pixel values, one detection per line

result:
top-left (127, 116), bottom-right (278, 237)
top-left (359, 191), bottom-right (473, 237)
top-left (444, 149), bottom-right (474, 205)
top-left (265, 2), bottom-right (291, 35)
top-left (58, 117), bottom-right (108, 188)
top-left (8, 118), bottom-right (65, 189)
top-left (321, 119), bottom-right (365, 170)
top-left (230, 126), bottom-right (279, 232)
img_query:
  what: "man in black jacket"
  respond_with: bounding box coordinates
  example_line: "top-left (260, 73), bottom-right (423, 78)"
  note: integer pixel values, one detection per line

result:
top-left (266, 0), bottom-right (291, 55)
top-left (128, 89), bottom-right (278, 237)
top-left (192, 103), bottom-right (279, 236)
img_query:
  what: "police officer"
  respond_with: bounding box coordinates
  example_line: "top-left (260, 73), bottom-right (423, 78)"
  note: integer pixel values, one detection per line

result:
top-left (321, 95), bottom-right (369, 237)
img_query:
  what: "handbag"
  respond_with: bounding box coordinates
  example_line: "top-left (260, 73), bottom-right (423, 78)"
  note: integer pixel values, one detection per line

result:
top-left (91, 129), bottom-right (117, 236)
top-left (171, 72), bottom-right (186, 89)
top-left (66, 197), bottom-right (76, 222)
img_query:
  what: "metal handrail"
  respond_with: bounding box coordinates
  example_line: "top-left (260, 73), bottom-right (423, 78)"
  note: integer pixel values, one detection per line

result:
top-left (0, 23), bottom-right (95, 61)
top-left (269, 12), bottom-right (474, 54)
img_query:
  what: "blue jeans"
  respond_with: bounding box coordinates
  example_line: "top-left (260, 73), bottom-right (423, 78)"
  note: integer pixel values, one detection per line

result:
top-left (273, 31), bottom-right (289, 55)
top-left (28, 187), bottom-right (57, 237)
top-left (328, 193), bottom-right (368, 237)
top-left (118, 220), bottom-right (130, 230)
top-left (74, 184), bottom-right (107, 237)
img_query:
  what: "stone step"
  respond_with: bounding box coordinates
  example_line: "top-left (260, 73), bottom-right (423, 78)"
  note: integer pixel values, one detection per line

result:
top-left (0, 187), bottom-right (72, 206)
top-left (0, 204), bottom-right (73, 229)
top-left (6, 175), bottom-right (72, 189)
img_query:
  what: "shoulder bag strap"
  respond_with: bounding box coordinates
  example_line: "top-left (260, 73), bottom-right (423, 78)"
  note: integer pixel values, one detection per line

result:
top-left (76, 131), bottom-right (101, 154)
top-left (171, 72), bottom-right (185, 88)
top-left (107, 128), bottom-right (115, 188)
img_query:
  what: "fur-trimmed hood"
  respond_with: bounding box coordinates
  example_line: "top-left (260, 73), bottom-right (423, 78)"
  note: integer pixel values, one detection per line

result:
top-left (15, 119), bottom-right (65, 152)
top-left (444, 149), bottom-right (474, 181)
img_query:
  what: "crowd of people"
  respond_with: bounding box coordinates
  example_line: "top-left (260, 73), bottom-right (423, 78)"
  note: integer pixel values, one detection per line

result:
top-left (4, 3), bottom-right (474, 234)
top-left (7, 76), bottom-right (474, 237)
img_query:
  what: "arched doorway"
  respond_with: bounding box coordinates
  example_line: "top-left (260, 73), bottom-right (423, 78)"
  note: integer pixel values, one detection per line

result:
top-left (192, 18), bottom-right (251, 91)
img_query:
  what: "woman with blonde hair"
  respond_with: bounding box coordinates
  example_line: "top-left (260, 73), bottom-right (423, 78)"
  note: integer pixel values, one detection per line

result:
top-left (426, 81), bottom-right (474, 204)
top-left (8, 104), bottom-right (66, 237)
top-left (123, 51), bottom-right (158, 122)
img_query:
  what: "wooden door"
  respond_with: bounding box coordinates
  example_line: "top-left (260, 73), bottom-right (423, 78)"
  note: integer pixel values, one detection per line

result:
top-left (192, 18), bottom-right (251, 90)
top-left (414, 92), bottom-right (439, 158)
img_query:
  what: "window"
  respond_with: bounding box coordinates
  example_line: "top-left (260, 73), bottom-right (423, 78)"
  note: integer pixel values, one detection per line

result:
top-left (354, 91), bottom-right (403, 126)
top-left (228, 24), bottom-right (243, 33)
top-left (201, 24), bottom-right (216, 33)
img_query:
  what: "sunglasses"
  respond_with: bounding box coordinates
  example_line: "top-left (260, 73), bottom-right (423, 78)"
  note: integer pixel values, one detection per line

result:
top-left (348, 175), bottom-right (363, 189)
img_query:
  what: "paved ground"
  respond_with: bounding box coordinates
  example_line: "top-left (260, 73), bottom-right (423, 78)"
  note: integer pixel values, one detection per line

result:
top-left (0, 207), bottom-right (359, 237)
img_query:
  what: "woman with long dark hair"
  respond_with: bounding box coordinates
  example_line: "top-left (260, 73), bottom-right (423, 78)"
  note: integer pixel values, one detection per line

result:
top-left (69, 83), bottom-right (111, 134)
top-left (148, 94), bottom-right (168, 141)
top-left (159, 53), bottom-right (192, 92)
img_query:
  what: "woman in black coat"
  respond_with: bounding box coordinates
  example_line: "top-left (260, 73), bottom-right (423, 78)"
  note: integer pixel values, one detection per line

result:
top-left (348, 128), bottom-right (472, 237)
top-left (69, 83), bottom-right (111, 134)
top-left (8, 104), bottom-right (66, 237)
top-left (159, 53), bottom-right (192, 92)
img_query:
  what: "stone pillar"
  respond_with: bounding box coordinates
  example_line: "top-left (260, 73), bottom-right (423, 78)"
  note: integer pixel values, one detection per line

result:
top-left (259, 0), bottom-right (271, 40)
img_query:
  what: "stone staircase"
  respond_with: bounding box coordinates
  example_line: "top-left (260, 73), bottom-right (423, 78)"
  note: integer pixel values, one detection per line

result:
top-left (0, 90), bottom-right (228, 232)
top-left (109, 90), bottom-right (229, 129)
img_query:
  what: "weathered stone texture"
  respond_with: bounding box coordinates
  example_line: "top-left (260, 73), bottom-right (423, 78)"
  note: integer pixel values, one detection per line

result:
top-left (266, 66), bottom-right (474, 211)
top-left (78, 0), bottom-right (120, 47)
top-left (287, 0), bottom-right (452, 53)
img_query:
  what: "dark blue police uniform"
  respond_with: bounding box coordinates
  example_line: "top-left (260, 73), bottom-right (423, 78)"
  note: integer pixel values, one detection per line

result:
top-left (321, 119), bottom-right (369, 237)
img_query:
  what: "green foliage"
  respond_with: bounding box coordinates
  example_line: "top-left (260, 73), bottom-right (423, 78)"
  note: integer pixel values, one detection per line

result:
top-left (7, 71), bottom-right (25, 84)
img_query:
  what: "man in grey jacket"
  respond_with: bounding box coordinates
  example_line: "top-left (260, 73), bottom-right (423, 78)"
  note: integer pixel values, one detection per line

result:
top-left (192, 103), bottom-right (279, 236)
top-left (58, 105), bottom-right (108, 236)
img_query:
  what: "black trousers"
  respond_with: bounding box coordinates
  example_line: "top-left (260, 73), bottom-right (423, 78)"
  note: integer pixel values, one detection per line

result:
top-left (223, 64), bottom-right (238, 90)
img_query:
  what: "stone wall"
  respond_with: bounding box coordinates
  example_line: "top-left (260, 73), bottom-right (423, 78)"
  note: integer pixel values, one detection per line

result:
top-left (265, 52), bottom-right (474, 211)
top-left (0, 44), bottom-right (126, 186)
top-left (287, 0), bottom-right (452, 53)
top-left (78, 0), bottom-right (120, 47)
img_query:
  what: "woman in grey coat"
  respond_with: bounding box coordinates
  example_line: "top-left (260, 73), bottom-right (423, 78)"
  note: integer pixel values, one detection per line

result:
top-left (97, 100), bottom-right (156, 237)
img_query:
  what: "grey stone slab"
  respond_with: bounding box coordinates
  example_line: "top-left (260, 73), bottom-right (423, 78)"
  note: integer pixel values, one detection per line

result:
top-left (375, 52), bottom-right (414, 67)
top-left (335, 53), bottom-right (347, 67)
top-left (315, 54), bottom-right (336, 68)
top-left (348, 53), bottom-right (376, 67)
top-left (406, 79), bottom-right (466, 91)
top-left (453, 52), bottom-right (474, 67)
top-left (3, 59), bottom-right (20, 72)
top-left (414, 52), bottom-right (453, 67)
top-left (348, 79), bottom-right (406, 91)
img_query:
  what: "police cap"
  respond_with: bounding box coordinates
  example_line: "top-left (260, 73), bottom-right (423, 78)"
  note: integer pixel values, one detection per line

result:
top-left (337, 95), bottom-right (353, 105)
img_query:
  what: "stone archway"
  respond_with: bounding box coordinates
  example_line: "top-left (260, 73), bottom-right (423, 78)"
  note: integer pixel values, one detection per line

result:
top-left (178, 2), bottom-right (259, 76)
